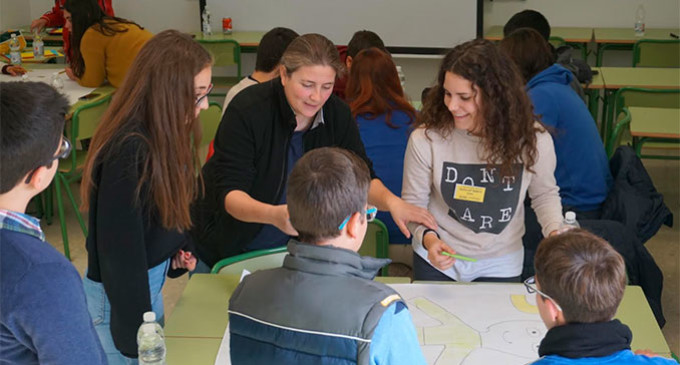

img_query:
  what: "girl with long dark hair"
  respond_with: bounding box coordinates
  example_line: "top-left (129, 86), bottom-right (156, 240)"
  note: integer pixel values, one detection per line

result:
top-left (80, 30), bottom-right (212, 363)
top-left (63, 0), bottom-right (151, 87)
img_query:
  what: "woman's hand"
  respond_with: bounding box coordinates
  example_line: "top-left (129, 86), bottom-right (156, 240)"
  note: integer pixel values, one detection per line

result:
top-left (387, 197), bottom-right (438, 238)
top-left (5, 65), bottom-right (27, 76)
top-left (65, 67), bottom-right (77, 81)
top-left (271, 204), bottom-right (299, 236)
top-left (423, 232), bottom-right (456, 271)
top-left (30, 18), bottom-right (48, 33)
top-left (172, 249), bottom-right (197, 271)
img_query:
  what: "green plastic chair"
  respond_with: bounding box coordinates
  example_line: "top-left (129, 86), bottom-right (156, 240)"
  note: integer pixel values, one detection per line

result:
top-left (632, 39), bottom-right (680, 68)
top-left (198, 39), bottom-right (242, 97)
top-left (196, 101), bottom-right (222, 164)
top-left (548, 36), bottom-right (566, 49)
top-left (358, 219), bottom-right (390, 277)
top-left (52, 94), bottom-right (112, 259)
top-left (211, 219), bottom-right (391, 276)
top-left (211, 246), bottom-right (287, 274)
top-left (606, 88), bottom-right (680, 158)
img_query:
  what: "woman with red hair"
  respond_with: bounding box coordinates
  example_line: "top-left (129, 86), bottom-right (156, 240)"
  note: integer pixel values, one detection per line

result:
top-left (346, 48), bottom-right (416, 243)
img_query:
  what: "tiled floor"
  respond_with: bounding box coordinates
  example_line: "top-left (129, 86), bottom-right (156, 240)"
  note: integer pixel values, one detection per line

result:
top-left (41, 154), bottom-right (679, 356)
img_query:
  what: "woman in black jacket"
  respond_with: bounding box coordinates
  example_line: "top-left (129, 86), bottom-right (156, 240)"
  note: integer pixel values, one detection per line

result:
top-left (192, 33), bottom-right (436, 270)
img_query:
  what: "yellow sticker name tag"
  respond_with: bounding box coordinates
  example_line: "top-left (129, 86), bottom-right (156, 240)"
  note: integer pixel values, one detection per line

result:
top-left (380, 294), bottom-right (402, 307)
top-left (454, 184), bottom-right (486, 203)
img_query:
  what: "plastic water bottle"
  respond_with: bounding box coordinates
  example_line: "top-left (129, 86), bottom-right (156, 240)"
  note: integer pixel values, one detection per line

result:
top-left (396, 65), bottom-right (406, 90)
top-left (9, 34), bottom-right (21, 65)
top-left (634, 4), bottom-right (646, 37)
top-left (33, 32), bottom-right (44, 60)
top-left (137, 312), bottom-right (166, 365)
top-left (50, 72), bottom-right (64, 90)
top-left (202, 7), bottom-right (212, 36)
top-left (558, 211), bottom-right (580, 234)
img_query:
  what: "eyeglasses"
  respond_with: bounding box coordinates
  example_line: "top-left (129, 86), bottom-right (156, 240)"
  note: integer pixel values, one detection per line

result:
top-left (24, 137), bottom-right (72, 184)
top-left (338, 206), bottom-right (378, 230)
top-left (195, 84), bottom-right (214, 106)
top-left (523, 276), bottom-right (563, 312)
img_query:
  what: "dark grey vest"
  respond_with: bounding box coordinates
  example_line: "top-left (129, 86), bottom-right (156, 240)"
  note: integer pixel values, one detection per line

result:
top-left (228, 240), bottom-right (404, 364)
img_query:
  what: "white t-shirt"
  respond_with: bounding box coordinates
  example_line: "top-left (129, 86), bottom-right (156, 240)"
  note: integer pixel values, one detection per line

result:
top-left (221, 76), bottom-right (259, 116)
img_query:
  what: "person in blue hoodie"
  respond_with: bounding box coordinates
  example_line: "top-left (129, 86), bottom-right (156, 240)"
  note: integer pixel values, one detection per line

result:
top-left (529, 229), bottom-right (675, 365)
top-left (500, 28), bottom-right (612, 217)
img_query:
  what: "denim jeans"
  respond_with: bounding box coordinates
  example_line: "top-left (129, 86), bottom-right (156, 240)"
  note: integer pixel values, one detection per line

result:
top-left (83, 259), bottom-right (170, 365)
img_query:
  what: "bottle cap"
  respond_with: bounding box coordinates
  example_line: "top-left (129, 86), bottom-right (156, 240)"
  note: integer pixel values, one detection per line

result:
top-left (143, 311), bottom-right (156, 322)
top-left (565, 211), bottom-right (576, 221)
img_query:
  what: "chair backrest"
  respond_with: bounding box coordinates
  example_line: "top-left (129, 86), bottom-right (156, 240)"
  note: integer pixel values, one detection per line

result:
top-left (613, 87), bottom-right (680, 119)
top-left (213, 219), bottom-right (390, 276)
top-left (633, 39), bottom-right (680, 67)
top-left (548, 36), bottom-right (566, 49)
top-left (609, 88), bottom-right (680, 157)
top-left (211, 246), bottom-right (288, 274)
top-left (358, 219), bottom-right (390, 276)
top-left (63, 93), bottom-right (113, 172)
top-left (199, 102), bottom-right (222, 148)
top-left (199, 39), bottom-right (242, 78)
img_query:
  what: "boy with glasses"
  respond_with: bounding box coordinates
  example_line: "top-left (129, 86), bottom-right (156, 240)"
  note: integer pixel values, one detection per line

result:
top-left (228, 147), bottom-right (426, 364)
top-left (528, 229), bottom-right (674, 364)
top-left (0, 82), bottom-right (106, 364)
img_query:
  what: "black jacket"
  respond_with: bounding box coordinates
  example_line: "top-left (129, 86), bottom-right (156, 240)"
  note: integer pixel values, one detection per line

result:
top-left (86, 131), bottom-right (191, 357)
top-left (191, 78), bottom-right (376, 267)
top-left (601, 146), bottom-right (673, 243)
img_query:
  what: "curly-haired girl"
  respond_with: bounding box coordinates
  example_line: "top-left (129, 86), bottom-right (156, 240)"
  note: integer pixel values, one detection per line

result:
top-left (402, 39), bottom-right (563, 282)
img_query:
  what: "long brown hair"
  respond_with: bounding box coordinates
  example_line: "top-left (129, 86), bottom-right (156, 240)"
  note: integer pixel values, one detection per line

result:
top-left (345, 48), bottom-right (416, 128)
top-left (65, 0), bottom-right (142, 78)
top-left (80, 30), bottom-right (212, 232)
top-left (417, 39), bottom-right (539, 176)
top-left (499, 28), bottom-right (554, 83)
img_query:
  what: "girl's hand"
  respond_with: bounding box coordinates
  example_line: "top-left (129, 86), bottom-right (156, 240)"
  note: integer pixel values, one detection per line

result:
top-left (6, 66), bottom-right (27, 76)
top-left (65, 67), bottom-right (77, 81)
top-left (424, 232), bottom-right (456, 271)
top-left (172, 249), bottom-right (197, 271)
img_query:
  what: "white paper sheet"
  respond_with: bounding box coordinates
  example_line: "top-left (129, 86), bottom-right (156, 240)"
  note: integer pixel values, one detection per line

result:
top-left (212, 282), bottom-right (545, 365)
top-left (0, 68), bottom-right (96, 105)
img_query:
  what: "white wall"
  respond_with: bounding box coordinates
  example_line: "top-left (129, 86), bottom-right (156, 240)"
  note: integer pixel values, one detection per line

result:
top-left (1, 0), bottom-right (32, 30)
top-left (484, 0), bottom-right (680, 29)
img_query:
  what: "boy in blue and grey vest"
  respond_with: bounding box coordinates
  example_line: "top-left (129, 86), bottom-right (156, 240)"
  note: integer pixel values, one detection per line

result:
top-left (0, 82), bottom-right (107, 364)
top-left (529, 229), bottom-right (674, 364)
top-left (228, 147), bottom-right (426, 365)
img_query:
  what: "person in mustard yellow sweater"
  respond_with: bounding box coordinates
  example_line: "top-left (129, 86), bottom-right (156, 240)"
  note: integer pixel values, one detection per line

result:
top-left (63, 0), bottom-right (152, 88)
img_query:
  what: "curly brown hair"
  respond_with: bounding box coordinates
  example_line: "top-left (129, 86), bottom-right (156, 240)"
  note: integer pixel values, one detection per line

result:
top-left (416, 39), bottom-right (539, 176)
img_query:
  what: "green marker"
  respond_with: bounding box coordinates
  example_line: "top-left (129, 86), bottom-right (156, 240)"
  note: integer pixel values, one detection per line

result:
top-left (441, 251), bottom-right (477, 262)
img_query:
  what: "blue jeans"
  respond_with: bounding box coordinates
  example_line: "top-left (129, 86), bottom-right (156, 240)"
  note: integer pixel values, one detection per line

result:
top-left (83, 259), bottom-right (170, 365)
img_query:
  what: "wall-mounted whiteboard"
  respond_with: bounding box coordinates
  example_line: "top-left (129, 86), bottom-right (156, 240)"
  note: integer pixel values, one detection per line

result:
top-left (206, 0), bottom-right (478, 49)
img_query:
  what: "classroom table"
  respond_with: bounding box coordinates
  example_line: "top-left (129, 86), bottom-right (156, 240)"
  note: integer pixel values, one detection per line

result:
top-left (20, 27), bottom-right (64, 46)
top-left (626, 106), bottom-right (680, 157)
top-left (192, 31), bottom-right (265, 53)
top-left (0, 63), bottom-right (115, 115)
top-left (593, 27), bottom-right (680, 66)
top-left (598, 67), bottom-right (680, 139)
top-left (485, 25), bottom-right (592, 59)
top-left (164, 274), bottom-right (671, 364)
